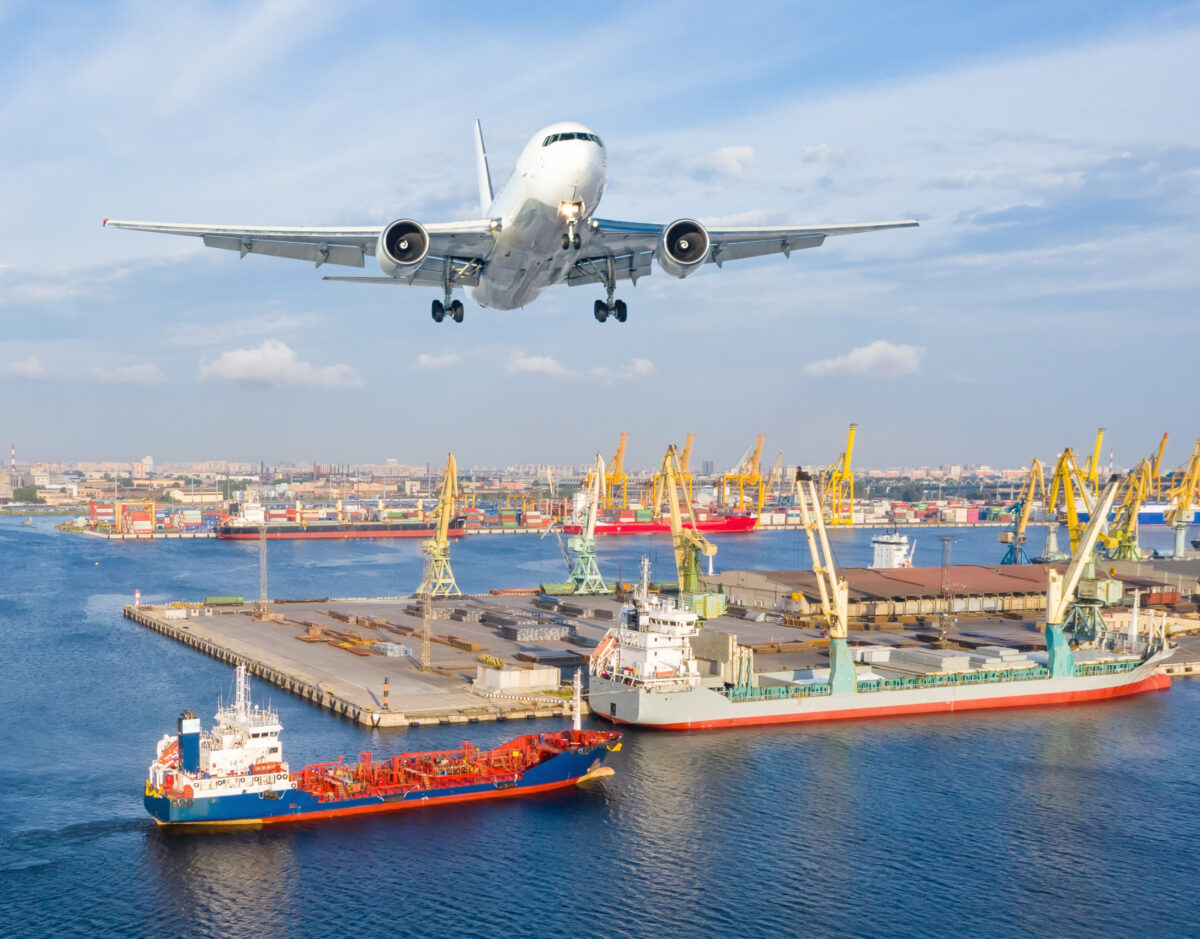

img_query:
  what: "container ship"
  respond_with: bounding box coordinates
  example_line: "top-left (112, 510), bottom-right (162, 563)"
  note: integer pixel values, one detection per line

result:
top-left (562, 511), bottom-right (757, 537)
top-left (145, 666), bottom-right (621, 828)
top-left (588, 568), bottom-right (1172, 731)
top-left (216, 516), bottom-right (468, 540)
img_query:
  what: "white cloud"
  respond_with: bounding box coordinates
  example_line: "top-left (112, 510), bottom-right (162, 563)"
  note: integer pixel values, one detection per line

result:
top-left (89, 363), bottom-right (165, 385)
top-left (415, 352), bottom-right (461, 369)
top-left (198, 339), bottom-right (363, 388)
top-left (4, 356), bottom-right (47, 380)
top-left (589, 357), bottom-right (656, 384)
top-left (506, 352), bottom-right (570, 377)
top-left (705, 145), bottom-right (755, 177)
top-left (803, 340), bottom-right (924, 378)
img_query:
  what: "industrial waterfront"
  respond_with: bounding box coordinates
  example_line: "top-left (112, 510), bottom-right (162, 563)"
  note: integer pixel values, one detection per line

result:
top-left (3, 514), bottom-right (1200, 935)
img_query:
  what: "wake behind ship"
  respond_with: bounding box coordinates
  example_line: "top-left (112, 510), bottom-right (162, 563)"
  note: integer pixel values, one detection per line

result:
top-left (145, 666), bottom-right (620, 828)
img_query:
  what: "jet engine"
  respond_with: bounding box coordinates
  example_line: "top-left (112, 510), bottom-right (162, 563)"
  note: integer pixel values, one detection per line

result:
top-left (377, 220), bottom-right (430, 276)
top-left (655, 219), bottom-right (710, 278)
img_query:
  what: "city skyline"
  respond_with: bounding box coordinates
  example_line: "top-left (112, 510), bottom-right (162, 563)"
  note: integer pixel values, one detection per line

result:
top-left (2, 2), bottom-right (1198, 470)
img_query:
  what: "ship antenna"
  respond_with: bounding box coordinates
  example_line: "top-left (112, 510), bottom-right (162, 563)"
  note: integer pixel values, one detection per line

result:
top-left (572, 668), bottom-right (582, 732)
top-left (640, 556), bottom-right (651, 598)
top-left (235, 663), bottom-right (248, 719)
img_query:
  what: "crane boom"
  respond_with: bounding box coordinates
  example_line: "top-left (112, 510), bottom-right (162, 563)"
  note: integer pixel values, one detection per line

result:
top-left (418, 453), bottom-right (461, 597)
top-left (660, 444), bottom-right (716, 595)
top-left (1166, 438), bottom-right (1200, 557)
top-left (1046, 476), bottom-right (1120, 626)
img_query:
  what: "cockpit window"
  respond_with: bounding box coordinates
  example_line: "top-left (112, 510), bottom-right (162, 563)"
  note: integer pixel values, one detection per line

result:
top-left (542, 132), bottom-right (604, 147)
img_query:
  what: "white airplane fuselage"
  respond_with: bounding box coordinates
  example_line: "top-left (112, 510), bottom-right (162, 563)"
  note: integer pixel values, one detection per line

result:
top-left (469, 122), bottom-right (607, 310)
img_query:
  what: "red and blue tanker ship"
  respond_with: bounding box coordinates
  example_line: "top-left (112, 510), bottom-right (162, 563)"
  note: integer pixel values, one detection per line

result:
top-left (145, 666), bottom-right (621, 828)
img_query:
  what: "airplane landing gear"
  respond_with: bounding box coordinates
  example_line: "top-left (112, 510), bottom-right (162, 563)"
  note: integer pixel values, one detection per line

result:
top-left (432, 299), bottom-right (464, 323)
top-left (593, 298), bottom-right (627, 323)
top-left (562, 230), bottom-right (581, 250)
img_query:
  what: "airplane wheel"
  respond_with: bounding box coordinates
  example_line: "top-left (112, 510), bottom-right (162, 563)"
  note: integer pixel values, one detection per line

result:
top-left (594, 300), bottom-right (608, 323)
top-left (572, 233), bottom-right (581, 249)
top-left (562, 234), bottom-right (570, 250)
top-left (432, 300), bottom-right (445, 323)
top-left (614, 300), bottom-right (627, 323)
top-left (450, 300), bottom-right (464, 323)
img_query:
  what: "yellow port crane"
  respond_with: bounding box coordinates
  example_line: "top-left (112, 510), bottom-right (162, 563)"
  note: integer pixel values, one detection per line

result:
top-left (999, 458), bottom-right (1045, 565)
top-left (593, 431), bottom-right (629, 510)
top-left (1166, 438), bottom-right (1200, 558)
top-left (649, 432), bottom-right (695, 516)
top-left (1149, 431), bottom-right (1169, 501)
top-left (760, 450), bottom-right (785, 515)
top-left (1081, 427), bottom-right (1105, 496)
top-left (1044, 447), bottom-right (1093, 557)
top-left (1099, 459), bottom-right (1153, 561)
top-left (794, 469), bottom-right (856, 694)
top-left (820, 423), bottom-right (857, 526)
top-left (659, 444), bottom-right (717, 598)
top-left (417, 452), bottom-right (461, 597)
top-left (721, 434), bottom-right (765, 512)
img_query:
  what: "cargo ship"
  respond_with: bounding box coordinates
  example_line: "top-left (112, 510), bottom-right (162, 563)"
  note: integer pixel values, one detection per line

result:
top-left (562, 512), bottom-right (757, 537)
top-left (145, 666), bottom-right (621, 828)
top-left (217, 516), bottom-right (467, 540)
top-left (588, 565), bottom-right (1172, 731)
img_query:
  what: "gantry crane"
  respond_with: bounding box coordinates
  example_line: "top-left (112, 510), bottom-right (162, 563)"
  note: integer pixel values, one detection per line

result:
top-left (721, 434), bottom-right (765, 512)
top-left (999, 458), bottom-right (1045, 565)
top-left (794, 470), bottom-right (856, 694)
top-left (1044, 476), bottom-right (1120, 676)
top-left (659, 444), bottom-right (717, 599)
top-left (417, 453), bottom-right (460, 597)
top-left (591, 432), bottom-right (629, 510)
top-left (1166, 438), bottom-right (1200, 558)
top-left (563, 453), bottom-right (611, 594)
top-left (820, 423), bottom-right (856, 526)
top-left (1098, 459), bottom-right (1151, 561)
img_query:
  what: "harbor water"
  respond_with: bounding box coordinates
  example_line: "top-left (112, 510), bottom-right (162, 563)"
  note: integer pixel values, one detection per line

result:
top-left (2, 518), bottom-right (1198, 936)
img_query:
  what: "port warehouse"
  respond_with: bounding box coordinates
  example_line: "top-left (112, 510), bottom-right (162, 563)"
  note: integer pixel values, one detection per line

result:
top-left (705, 558), bottom-right (1199, 620)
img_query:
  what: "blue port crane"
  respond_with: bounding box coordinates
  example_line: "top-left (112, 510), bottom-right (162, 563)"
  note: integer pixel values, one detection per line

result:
top-left (999, 458), bottom-right (1045, 565)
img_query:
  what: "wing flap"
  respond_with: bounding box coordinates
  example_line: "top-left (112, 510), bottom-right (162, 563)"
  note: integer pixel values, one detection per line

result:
top-left (203, 235), bottom-right (365, 268)
top-left (709, 234), bottom-right (825, 265)
top-left (567, 252), bottom-right (654, 287)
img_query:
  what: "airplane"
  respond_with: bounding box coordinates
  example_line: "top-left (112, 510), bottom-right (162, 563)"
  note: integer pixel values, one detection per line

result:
top-left (104, 121), bottom-right (917, 325)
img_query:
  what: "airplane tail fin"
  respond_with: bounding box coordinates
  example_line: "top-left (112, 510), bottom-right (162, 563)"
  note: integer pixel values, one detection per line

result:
top-left (474, 119), bottom-right (494, 215)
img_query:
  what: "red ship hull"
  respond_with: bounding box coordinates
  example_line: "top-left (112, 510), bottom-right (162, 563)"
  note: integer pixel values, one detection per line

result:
top-left (563, 515), bottom-right (757, 536)
top-left (217, 524), bottom-right (466, 541)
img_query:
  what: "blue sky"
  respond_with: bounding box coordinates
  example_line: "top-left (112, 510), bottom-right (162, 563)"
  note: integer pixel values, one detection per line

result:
top-left (2, 1), bottom-right (1198, 472)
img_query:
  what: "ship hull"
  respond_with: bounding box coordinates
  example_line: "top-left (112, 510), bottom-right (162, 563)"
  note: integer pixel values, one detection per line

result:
top-left (590, 660), bottom-right (1170, 730)
top-left (563, 516), bottom-right (757, 536)
top-left (145, 742), bottom-right (611, 827)
top-left (217, 523), bottom-right (465, 541)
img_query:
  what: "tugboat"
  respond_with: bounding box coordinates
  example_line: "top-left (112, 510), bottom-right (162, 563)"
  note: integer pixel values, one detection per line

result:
top-left (145, 666), bottom-right (621, 828)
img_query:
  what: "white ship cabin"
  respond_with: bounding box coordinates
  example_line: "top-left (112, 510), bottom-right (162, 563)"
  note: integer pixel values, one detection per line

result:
top-left (149, 666), bottom-right (292, 796)
top-left (590, 559), bottom-right (702, 691)
top-left (870, 531), bottom-right (915, 570)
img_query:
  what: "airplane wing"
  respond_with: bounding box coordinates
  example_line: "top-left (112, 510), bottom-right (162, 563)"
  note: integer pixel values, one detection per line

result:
top-left (567, 218), bottom-right (917, 286)
top-left (101, 218), bottom-right (496, 285)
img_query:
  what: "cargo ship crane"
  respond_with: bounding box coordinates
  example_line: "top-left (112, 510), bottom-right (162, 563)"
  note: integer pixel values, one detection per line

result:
top-left (820, 423), bottom-right (856, 527)
top-left (649, 432), bottom-right (695, 516)
top-left (1166, 439), bottom-right (1200, 558)
top-left (1044, 476), bottom-right (1120, 677)
top-left (564, 453), bottom-right (611, 595)
top-left (999, 458), bottom-right (1045, 565)
top-left (760, 450), bottom-right (785, 515)
top-left (720, 434), bottom-right (765, 512)
top-left (794, 470), bottom-right (856, 694)
top-left (417, 452), bottom-right (461, 597)
top-left (660, 444), bottom-right (716, 597)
